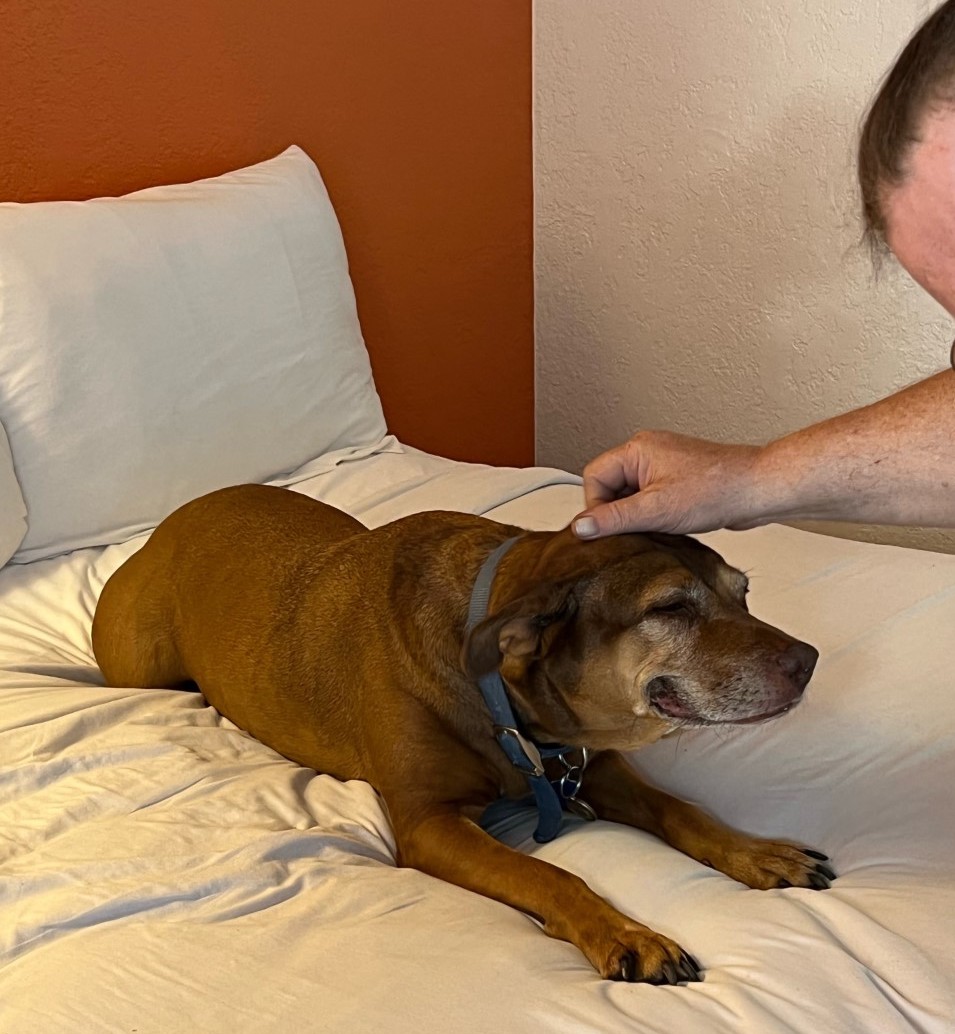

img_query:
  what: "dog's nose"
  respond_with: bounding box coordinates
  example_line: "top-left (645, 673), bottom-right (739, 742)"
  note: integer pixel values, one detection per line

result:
top-left (777, 641), bottom-right (818, 690)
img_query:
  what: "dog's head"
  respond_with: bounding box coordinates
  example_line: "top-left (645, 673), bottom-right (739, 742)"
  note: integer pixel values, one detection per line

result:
top-left (462, 528), bottom-right (818, 751)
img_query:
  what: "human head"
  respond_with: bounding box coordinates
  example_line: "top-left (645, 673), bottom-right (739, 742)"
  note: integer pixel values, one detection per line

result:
top-left (858, 1), bottom-right (955, 261)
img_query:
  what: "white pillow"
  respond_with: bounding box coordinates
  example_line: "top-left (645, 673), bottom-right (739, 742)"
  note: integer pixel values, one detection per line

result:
top-left (0, 419), bottom-right (27, 566)
top-left (0, 146), bottom-right (387, 563)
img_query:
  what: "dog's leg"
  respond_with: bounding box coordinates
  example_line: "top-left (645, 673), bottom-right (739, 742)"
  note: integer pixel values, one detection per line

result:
top-left (584, 751), bottom-right (835, 891)
top-left (365, 691), bottom-right (702, 983)
top-left (390, 802), bottom-right (701, 984)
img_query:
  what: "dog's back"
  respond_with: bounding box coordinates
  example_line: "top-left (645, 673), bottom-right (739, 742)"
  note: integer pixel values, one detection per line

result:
top-left (93, 485), bottom-right (374, 772)
top-left (93, 484), bottom-right (506, 784)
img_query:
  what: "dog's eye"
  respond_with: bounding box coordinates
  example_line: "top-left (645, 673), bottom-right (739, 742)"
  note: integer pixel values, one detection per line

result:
top-left (647, 600), bottom-right (691, 617)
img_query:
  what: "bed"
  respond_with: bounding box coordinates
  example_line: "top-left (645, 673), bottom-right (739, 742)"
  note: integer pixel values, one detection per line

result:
top-left (2, 147), bottom-right (955, 1034)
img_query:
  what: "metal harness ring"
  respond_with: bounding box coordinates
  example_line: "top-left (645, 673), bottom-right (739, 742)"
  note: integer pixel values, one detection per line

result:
top-left (557, 746), bottom-right (590, 800)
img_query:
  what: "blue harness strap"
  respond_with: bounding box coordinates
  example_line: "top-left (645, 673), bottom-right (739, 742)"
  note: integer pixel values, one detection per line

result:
top-left (466, 537), bottom-right (592, 843)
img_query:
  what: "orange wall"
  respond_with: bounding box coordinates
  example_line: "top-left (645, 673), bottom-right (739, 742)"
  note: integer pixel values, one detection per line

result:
top-left (0, 1), bottom-right (533, 466)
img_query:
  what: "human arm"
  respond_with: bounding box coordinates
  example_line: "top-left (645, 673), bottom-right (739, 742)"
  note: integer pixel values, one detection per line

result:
top-left (574, 369), bottom-right (955, 538)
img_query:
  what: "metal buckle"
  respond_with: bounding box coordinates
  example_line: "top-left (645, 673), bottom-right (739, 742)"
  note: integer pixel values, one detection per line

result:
top-left (494, 726), bottom-right (546, 778)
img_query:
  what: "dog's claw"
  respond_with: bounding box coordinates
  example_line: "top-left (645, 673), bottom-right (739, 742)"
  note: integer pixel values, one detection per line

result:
top-left (808, 873), bottom-right (830, 890)
top-left (777, 878), bottom-right (793, 888)
top-left (816, 864), bottom-right (837, 881)
top-left (614, 949), bottom-right (702, 985)
top-left (802, 849), bottom-right (829, 861)
top-left (680, 950), bottom-right (700, 973)
top-left (679, 950), bottom-right (703, 982)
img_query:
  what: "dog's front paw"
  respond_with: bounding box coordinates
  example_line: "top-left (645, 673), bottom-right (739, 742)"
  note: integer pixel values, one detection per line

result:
top-left (707, 837), bottom-right (836, 891)
top-left (582, 920), bottom-right (702, 984)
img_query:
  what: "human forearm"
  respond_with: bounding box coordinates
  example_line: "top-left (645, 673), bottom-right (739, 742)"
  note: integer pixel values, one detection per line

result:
top-left (576, 369), bottom-right (955, 539)
top-left (750, 369), bottom-right (955, 527)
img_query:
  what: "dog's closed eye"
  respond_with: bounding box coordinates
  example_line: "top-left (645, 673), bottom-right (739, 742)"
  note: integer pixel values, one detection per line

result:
top-left (646, 599), bottom-right (693, 618)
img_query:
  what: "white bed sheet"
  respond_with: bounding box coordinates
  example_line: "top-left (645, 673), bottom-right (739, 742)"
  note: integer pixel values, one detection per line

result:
top-left (1, 443), bottom-right (954, 1033)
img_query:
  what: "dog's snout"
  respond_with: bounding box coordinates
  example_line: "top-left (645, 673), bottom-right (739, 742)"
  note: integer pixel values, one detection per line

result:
top-left (777, 642), bottom-right (818, 690)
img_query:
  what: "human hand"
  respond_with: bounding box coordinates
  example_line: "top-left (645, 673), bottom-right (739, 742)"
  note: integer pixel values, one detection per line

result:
top-left (573, 430), bottom-right (766, 538)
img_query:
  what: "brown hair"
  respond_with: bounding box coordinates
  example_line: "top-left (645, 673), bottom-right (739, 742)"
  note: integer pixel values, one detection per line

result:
top-left (858, 1), bottom-right (955, 252)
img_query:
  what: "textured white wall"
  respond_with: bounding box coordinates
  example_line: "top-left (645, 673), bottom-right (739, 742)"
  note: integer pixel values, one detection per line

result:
top-left (535, 0), bottom-right (954, 549)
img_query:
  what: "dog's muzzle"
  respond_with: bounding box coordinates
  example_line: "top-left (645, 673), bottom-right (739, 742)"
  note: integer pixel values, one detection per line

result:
top-left (647, 639), bottom-right (819, 725)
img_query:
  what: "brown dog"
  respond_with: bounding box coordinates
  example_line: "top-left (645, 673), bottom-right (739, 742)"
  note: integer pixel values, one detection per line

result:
top-left (92, 484), bottom-right (832, 984)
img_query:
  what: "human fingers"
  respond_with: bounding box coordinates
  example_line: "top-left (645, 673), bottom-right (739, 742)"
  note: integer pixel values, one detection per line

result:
top-left (582, 444), bottom-right (641, 508)
top-left (575, 435), bottom-right (765, 538)
top-left (573, 489), bottom-right (680, 538)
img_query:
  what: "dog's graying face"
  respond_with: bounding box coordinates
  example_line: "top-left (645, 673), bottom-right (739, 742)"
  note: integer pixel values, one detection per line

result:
top-left (465, 530), bottom-right (818, 751)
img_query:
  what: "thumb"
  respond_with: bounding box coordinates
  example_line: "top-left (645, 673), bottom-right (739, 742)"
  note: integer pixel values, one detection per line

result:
top-left (572, 496), bottom-right (650, 539)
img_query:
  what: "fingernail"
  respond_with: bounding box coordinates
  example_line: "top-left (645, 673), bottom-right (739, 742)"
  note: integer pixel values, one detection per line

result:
top-left (573, 516), bottom-right (598, 539)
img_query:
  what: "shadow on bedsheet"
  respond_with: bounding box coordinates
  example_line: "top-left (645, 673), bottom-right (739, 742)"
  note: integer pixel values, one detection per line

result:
top-left (3, 663), bottom-right (107, 684)
top-left (2, 662), bottom-right (202, 692)
top-left (480, 795), bottom-right (589, 850)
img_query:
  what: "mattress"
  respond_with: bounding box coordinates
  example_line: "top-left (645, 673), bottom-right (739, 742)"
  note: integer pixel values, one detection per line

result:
top-left (2, 442), bottom-right (954, 1033)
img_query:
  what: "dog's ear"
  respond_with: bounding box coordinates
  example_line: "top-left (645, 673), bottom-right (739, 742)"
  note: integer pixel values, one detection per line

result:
top-left (462, 581), bottom-right (578, 682)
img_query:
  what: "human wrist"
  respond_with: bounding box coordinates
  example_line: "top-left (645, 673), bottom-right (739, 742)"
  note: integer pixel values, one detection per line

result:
top-left (743, 436), bottom-right (824, 525)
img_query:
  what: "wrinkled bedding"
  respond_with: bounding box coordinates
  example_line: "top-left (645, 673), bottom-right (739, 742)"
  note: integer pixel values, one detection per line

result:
top-left (2, 443), bottom-right (954, 1033)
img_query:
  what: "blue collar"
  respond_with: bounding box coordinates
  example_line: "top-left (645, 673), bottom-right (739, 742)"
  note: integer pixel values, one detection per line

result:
top-left (466, 536), bottom-right (595, 843)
